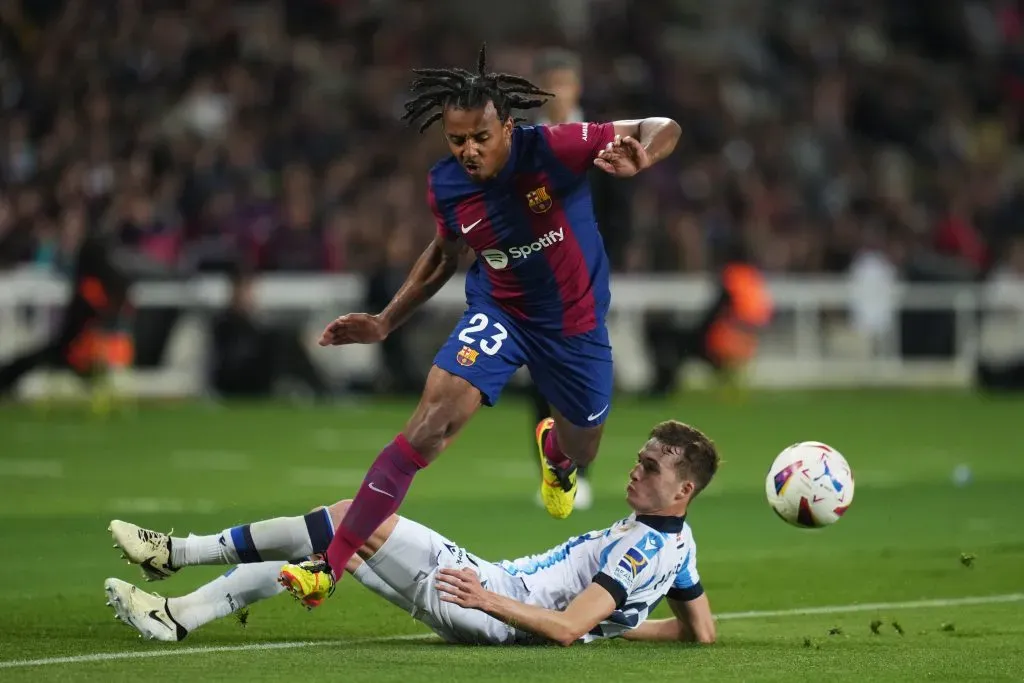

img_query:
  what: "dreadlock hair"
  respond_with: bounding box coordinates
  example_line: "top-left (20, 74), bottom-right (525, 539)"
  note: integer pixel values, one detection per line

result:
top-left (402, 43), bottom-right (554, 133)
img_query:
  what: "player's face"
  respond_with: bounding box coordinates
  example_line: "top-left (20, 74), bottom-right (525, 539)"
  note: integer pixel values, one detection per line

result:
top-left (626, 439), bottom-right (695, 514)
top-left (442, 101), bottom-right (513, 181)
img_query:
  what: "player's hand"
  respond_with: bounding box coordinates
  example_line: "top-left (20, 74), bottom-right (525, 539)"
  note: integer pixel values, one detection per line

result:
top-left (594, 135), bottom-right (651, 177)
top-left (435, 567), bottom-right (490, 610)
top-left (318, 313), bottom-right (388, 346)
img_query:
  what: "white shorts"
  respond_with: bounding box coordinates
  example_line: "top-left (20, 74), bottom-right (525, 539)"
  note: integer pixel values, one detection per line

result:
top-left (362, 517), bottom-right (530, 645)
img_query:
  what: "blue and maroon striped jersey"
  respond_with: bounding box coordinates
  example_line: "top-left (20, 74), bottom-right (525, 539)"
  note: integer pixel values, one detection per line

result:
top-left (428, 122), bottom-right (616, 337)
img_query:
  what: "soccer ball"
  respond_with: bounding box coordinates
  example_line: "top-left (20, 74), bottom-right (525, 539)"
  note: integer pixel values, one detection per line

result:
top-left (765, 441), bottom-right (854, 528)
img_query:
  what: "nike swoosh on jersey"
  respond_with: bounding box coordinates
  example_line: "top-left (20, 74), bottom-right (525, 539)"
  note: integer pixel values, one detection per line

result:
top-left (461, 219), bottom-right (483, 234)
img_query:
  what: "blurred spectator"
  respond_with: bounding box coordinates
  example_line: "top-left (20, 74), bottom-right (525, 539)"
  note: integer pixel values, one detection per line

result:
top-left (209, 267), bottom-right (330, 399)
top-left (364, 227), bottom-right (423, 393)
top-left (0, 0), bottom-right (1021, 281)
top-left (0, 219), bottom-right (130, 396)
top-left (0, 0), bottom-right (1023, 384)
top-left (848, 224), bottom-right (901, 349)
top-left (977, 234), bottom-right (1024, 390)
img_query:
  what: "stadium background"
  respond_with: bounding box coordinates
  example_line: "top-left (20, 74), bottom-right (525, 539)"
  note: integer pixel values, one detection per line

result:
top-left (0, 1), bottom-right (1022, 680)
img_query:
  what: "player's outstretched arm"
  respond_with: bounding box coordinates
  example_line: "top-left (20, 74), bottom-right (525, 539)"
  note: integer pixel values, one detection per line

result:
top-left (319, 236), bottom-right (462, 346)
top-left (614, 118), bottom-right (681, 165)
top-left (435, 568), bottom-right (616, 647)
top-left (590, 118), bottom-right (681, 178)
top-left (621, 595), bottom-right (717, 644)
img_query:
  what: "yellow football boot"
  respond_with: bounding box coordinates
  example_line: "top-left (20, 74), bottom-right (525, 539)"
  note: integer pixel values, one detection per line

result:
top-left (536, 418), bottom-right (577, 519)
top-left (278, 560), bottom-right (335, 609)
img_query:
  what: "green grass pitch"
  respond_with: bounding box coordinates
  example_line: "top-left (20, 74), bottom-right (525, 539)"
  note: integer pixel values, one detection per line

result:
top-left (1, 390), bottom-right (1022, 681)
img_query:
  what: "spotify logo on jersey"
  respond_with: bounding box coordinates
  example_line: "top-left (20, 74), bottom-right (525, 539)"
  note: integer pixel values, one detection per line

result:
top-left (480, 228), bottom-right (566, 270)
top-left (481, 250), bottom-right (509, 270)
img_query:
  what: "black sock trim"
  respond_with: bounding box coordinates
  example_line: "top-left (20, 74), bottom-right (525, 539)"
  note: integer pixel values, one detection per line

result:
top-left (303, 509), bottom-right (334, 554)
top-left (162, 599), bottom-right (189, 641)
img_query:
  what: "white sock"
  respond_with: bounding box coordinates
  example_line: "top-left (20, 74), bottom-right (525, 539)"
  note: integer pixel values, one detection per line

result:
top-left (171, 508), bottom-right (335, 567)
top-left (352, 562), bottom-right (414, 613)
top-left (166, 561), bottom-right (286, 633)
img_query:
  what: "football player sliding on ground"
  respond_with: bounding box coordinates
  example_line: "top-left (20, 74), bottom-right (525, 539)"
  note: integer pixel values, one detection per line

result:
top-left (106, 421), bottom-right (717, 647)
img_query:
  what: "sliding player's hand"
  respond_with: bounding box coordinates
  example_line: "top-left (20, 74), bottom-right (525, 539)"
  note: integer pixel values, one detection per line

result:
top-left (594, 135), bottom-right (650, 177)
top-left (318, 313), bottom-right (388, 346)
top-left (435, 568), bottom-right (489, 610)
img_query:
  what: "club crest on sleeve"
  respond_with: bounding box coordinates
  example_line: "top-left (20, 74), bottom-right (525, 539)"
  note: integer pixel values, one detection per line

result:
top-left (638, 532), bottom-right (664, 559)
top-left (456, 345), bottom-right (479, 367)
top-left (526, 186), bottom-right (552, 214)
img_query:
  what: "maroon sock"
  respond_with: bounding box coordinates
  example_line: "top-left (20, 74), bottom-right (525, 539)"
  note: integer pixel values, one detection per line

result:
top-left (543, 427), bottom-right (573, 470)
top-left (324, 434), bottom-right (427, 579)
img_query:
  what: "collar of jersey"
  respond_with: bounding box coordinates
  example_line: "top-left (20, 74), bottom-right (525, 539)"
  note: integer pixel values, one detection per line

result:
top-left (635, 514), bottom-right (686, 533)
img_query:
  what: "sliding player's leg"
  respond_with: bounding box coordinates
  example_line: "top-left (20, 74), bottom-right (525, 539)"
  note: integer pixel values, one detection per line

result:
top-left (104, 561), bottom-right (287, 642)
top-left (104, 511), bottom-right (414, 642)
top-left (107, 499), bottom-right (517, 645)
top-left (297, 500), bottom-right (524, 644)
top-left (106, 501), bottom-right (414, 641)
top-left (109, 504), bottom-right (340, 581)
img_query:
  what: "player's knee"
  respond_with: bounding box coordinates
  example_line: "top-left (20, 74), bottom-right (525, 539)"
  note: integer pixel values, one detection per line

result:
top-left (575, 439), bottom-right (601, 467)
top-left (403, 368), bottom-right (480, 458)
top-left (405, 392), bottom-right (472, 458)
top-left (404, 403), bottom-right (450, 456)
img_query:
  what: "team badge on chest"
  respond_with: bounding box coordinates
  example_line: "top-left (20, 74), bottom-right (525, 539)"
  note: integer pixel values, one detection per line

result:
top-left (526, 186), bottom-right (553, 214)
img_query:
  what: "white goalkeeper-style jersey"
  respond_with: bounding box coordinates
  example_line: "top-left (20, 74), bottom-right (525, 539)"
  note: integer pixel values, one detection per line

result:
top-left (498, 512), bottom-right (703, 643)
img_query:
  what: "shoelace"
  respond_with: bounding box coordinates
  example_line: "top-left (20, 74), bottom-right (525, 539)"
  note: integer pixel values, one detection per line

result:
top-left (138, 528), bottom-right (172, 545)
top-left (549, 463), bottom-right (577, 492)
top-left (304, 560), bottom-right (337, 598)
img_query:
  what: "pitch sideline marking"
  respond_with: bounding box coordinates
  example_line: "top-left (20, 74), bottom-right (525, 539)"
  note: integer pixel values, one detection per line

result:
top-left (2, 593), bottom-right (1021, 669)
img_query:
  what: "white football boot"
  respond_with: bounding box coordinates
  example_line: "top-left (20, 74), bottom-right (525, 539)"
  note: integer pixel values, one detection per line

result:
top-left (104, 578), bottom-right (187, 642)
top-left (109, 520), bottom-right (178, 581)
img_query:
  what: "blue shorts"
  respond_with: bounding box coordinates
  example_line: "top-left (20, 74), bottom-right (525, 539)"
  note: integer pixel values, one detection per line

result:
top-left (433, 304), bottom-right (613, 427)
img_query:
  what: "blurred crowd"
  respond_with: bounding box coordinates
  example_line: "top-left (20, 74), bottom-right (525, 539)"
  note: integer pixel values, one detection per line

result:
top-left (1, 0), bottom-right (1024, 282)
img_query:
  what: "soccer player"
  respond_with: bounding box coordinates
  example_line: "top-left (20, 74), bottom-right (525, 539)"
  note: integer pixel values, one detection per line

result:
top-left (300, 44), bottom-right (681, 603)
top-left (106, 421), bottom-right (717, 646)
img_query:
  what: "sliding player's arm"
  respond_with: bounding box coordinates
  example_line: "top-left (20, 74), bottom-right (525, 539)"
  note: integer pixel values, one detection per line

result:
top-left (318, 179), bottom-right (463, 347)
top-left (435, 568), bottom-right (616, 647)
top-left (622, 594), bottom-right (716, 644)
top-left (624, 535), bottom-right (713, 643)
